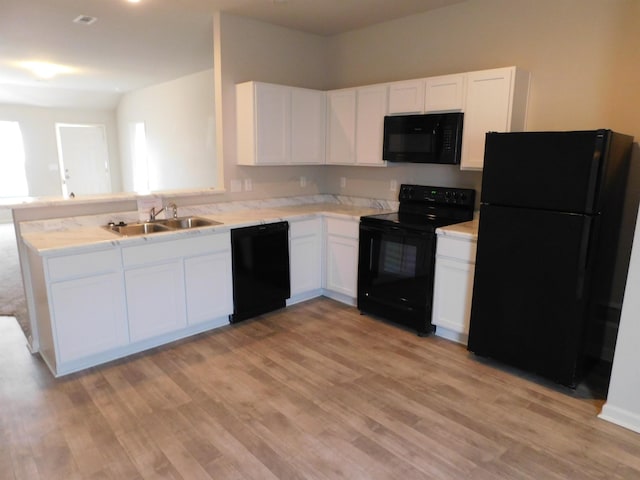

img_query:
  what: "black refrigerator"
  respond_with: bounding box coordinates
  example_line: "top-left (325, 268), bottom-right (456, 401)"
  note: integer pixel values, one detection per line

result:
top-left (467, 130), bottom-right (634, 387)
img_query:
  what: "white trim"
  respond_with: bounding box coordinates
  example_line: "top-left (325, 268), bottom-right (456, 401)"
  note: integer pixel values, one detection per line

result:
top-left (599, 404), bottom-right (640, 434)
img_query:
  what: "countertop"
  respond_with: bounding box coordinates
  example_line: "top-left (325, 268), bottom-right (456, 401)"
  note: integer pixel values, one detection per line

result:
top-left (436, 219), bottom-right (479, 240)
top-left (22, 203), bottom-right (389, 256)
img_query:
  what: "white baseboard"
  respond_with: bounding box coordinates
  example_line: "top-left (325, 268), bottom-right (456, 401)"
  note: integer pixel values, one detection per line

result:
top-left (434, 325), bottom-right (468, 345)
top-left (598, 403), bottom-right (640, 434)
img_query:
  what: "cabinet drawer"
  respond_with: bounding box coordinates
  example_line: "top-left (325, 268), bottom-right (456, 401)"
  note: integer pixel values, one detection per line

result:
top-left (48, 249), bottom-right (121, 281)
top-left (290, 218), bottom-right (321, 238)
top-left (436, 236), bottom-right (477, 263)
top-left (325, 217), bottom-right (358, 239)
top-left (123, 233), bottom-right (229, 267)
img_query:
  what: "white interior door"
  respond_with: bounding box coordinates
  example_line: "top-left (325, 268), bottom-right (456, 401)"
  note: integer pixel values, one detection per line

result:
top-left (56, 124), bottom-right (112, 197)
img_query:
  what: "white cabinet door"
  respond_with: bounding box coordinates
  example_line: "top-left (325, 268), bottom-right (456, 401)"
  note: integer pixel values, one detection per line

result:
top-left (460, 67), bottom-right (529, 170)
top-left (50, 272), bottom-right (128, 364)
top-left (432, 257), bottom-right (475, 337)
top-left (289, 218), bottom-right (323, 298)
top-left (324, 218), bottom-right (359, 300)
top-left (388, 79), bottom-right (425, 114)
top-left (355, 85), bottom-right (388, 166)
top-left (432, 234), bottom-right (477, 343)
top-left (326, 89), bottom-right (356, 164)
top-left (236, 82), bottom-right (291, 165)
top-left (185, 251), bottom-right (233, 325)
top-left (255, 83), bottom-right (291, 165)
top-left (291, 88), bottom-right (326, 164)
top-left (425, 74), bottom-right (466, 112)
top-left (125, 261), bottom-right (187, 342)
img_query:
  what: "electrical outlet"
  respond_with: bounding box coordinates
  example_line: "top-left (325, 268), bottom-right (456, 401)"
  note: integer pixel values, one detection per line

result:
top-left (340, 177), bottom-right (347, 189)
top-left (300, 176), bottom-right (307, 188)
top-left (390, 179), bottom-right (398, 192)
top-left (244, 178), bottom-right (252, 192)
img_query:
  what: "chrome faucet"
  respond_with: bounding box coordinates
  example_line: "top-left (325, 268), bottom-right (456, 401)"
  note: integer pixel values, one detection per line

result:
top-left (167, 202), bottom-right (178, 219)
top-left (148, 206), bottom-right (165, 221)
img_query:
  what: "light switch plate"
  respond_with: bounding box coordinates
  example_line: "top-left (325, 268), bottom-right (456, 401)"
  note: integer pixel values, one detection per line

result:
top-left (244, 178), bottom-right (252, 192)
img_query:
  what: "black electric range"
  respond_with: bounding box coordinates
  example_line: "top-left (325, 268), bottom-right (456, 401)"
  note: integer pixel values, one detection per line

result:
top-left (358, 184), bottom-right (475, 335)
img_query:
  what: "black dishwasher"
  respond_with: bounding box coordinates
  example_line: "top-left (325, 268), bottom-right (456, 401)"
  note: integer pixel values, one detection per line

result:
top-left (230, 221), bottom-right (291, 323)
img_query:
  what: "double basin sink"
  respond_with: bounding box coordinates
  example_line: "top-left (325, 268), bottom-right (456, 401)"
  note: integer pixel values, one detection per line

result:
top-left (105, 216), bottom-right (221, 236)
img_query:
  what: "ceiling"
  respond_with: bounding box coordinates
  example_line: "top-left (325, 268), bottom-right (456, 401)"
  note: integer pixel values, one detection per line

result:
top-left (0, 0), bottom-right (466, 109)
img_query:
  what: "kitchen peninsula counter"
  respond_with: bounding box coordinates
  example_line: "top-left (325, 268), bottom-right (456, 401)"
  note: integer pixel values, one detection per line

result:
top-left (22, 202), bottom-right (389, 255)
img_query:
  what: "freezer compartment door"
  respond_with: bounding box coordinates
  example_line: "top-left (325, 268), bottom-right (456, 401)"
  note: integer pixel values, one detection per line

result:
top-left (467, 205), bottom-right (593, 387)
top-left (481, 130), bottom-right (607, 214)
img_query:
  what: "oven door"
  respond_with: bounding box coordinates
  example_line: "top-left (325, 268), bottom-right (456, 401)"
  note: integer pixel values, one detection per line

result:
top-left (357, 222), bottom-right (436, 333)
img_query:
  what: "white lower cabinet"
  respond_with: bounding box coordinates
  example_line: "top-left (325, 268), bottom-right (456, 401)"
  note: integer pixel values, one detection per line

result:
top-left (122, 232), bottom-right (232, 341)
top-left (49, 258), bottom-right (128, 365)
top-left (33, 230), bottom-right (233, 376)
top-left (324, 217), bottom-right (359, 303)
top-left (184, 237), bottom-right (233, 325)
top-left (289, 217), bottom-right (323, 302)
top-left (34, 248), bottom-right (128, 374)
top-left (124, 261), bottom-right (187, 342)
top-left (432, 234), bottom-right (477, 344)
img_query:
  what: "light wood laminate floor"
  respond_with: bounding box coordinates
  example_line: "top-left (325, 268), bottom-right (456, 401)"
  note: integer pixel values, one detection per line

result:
top-left (2, 298), bottom-right (639, 479)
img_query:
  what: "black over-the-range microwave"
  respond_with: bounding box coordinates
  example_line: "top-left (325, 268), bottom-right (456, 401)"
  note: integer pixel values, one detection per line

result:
top-left (382, 112), bottom-right (463, 164)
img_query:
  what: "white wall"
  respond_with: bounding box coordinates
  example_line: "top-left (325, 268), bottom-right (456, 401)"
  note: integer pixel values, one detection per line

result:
top-left (116, 69), bottom-right (217, 193)
top-left (601, 206), bottom-right (640, 433)
top-left (0, 104), bottom-right (121, 196)
top-left (211, 12), bottom-right (329, 202)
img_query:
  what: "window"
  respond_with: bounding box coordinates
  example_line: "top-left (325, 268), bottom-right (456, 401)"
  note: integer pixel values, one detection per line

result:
top-left (0, 121), bottom-right (29, 197)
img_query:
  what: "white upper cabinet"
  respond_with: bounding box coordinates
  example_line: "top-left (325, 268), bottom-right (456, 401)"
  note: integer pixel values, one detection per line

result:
top-left (291, 87), bottom-right (326, 164)
top-left (355, 85), bottom-right (388, 166)
top-left (236, 81), bottom-right (325, 165)
top-left (326, 85), bottom-right (388, 166)
top-left (388, 79), bottom-right (426, 114)
top-left (389, 75), bottom-right (465, 114)
top-left (326, 88), bottom-right (357, 164)
top-left (238, 67), bottom-right (528, 169)
top-left (424, 74), bottom-right (466, 112)
top-left (460, 67), bottom-right (530, 170)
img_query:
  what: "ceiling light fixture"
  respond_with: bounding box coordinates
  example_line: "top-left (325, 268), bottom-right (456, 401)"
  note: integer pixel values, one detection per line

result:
top-left (17, 61), bottom-right (76, 80)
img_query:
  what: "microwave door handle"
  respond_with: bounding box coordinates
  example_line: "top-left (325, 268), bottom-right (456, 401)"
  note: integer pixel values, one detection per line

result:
top-left (434, 122), bottom-right (443, 156)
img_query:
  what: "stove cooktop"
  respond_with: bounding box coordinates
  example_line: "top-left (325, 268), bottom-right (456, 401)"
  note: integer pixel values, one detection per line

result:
top-left (360, 211), bottom-right (464, 232)
top-left (360, 184), bottom-right (476, 232)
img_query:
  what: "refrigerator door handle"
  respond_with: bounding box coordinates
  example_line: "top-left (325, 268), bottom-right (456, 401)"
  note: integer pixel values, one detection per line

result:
top-left (576, 218), bottom-right (593, 299)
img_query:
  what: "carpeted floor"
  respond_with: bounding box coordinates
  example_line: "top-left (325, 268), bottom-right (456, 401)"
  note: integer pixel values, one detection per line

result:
top-left (0, 222), bottom-right (29, 339)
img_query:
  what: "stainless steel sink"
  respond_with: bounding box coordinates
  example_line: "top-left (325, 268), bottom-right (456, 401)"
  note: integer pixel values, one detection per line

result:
top-left (157, 216), bottom-right (221, 229)
top-left (105, 222), bottom-right (172, 236)
top-left (104, 216), bottom-right (220, 236)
